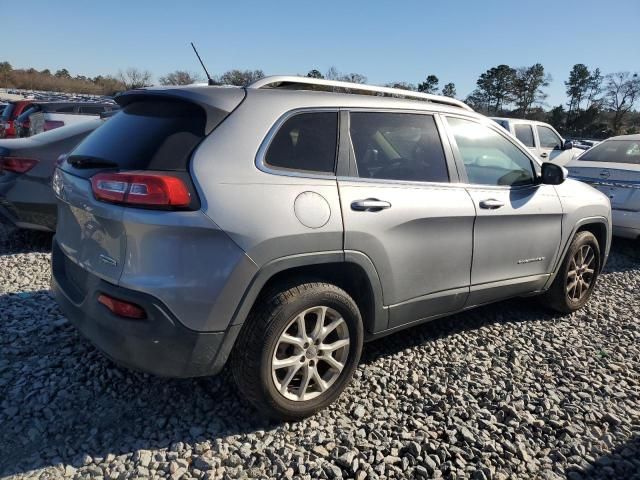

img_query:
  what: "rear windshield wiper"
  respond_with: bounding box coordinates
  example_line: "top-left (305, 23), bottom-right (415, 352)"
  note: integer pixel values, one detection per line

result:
top-left (67, 156), bottom-right (118, 169)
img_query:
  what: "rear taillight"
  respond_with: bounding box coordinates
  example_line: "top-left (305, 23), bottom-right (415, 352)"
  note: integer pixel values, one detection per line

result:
top-left (0, 157), bottom-right (38, 173)
top-left (90, 172), bottom-right (191, 208)
top-left (98, 293), bottom-right (146, 319)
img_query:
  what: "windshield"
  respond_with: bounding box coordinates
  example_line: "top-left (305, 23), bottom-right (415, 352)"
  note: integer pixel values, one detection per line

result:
top-left (580, 139), bottom-right (640, 165)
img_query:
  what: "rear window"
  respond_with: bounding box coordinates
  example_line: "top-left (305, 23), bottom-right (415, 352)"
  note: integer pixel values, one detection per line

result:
top-left (1, 103), bottom-right (15, 121)
top-left (514, 124), bottom-right (535, 147)
top-left (79, 105), bottom-right (107, 114)
top-left (69, 100), bottom-right (206, 171)
top-left (264, 112), bottom-right (338, 174)
top-left (579, 139), bottom-right (640, 165)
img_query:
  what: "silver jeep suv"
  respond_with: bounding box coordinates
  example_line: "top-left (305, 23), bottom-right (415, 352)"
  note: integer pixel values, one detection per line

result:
top-left (51, 76), bottom-right (612, 419)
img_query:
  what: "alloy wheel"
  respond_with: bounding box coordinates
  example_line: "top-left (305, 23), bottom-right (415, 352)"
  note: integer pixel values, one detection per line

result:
top-left (566, 244), bottom-right (596, 302)
top-left (271, 306), bottom-right (350, 401)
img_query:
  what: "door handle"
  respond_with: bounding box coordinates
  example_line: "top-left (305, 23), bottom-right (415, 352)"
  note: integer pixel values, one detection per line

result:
top-left (540, 152), bottom-right (548, 158)
top-left (351, 198), bottom-right (391, 212)
top-left (479, 198), bottom-right (504, 209)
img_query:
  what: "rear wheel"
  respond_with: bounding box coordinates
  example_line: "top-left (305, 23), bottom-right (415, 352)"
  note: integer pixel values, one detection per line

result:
top-left (542, 231), bottom-right (600, 313)
top-left (231, 281), bottom-right (363, 420)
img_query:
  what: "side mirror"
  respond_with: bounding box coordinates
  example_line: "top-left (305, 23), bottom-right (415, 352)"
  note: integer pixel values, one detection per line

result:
top-left (541, 162), bottom-right (568, 185)
top-left (562, 140), bottom-right (573, 150)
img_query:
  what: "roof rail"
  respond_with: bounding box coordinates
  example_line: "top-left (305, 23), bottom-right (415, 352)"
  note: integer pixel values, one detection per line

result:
top-left (248, 75), bottom-right (473, 111)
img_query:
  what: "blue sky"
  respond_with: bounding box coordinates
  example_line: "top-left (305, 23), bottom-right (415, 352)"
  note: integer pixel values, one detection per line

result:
top-left (3, 0), bottom-right (638, 106)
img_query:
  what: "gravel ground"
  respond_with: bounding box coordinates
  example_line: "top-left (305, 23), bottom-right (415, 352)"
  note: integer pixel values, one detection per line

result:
top-left (1, 222), bottom-right (639, 480)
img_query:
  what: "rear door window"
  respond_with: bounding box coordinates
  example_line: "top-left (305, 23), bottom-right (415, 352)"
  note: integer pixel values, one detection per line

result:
top-left (349, 112), bottom-right (449, 182)
top-left (514, 124), bottom-right (535, 147)
top-left (264, 112), bottom-right (338, 174)
top-left (68, 100), bottom-right (207, 174)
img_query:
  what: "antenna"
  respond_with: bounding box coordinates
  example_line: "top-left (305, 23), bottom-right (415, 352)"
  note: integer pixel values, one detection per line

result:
top-left (190, 42), bottom-right (215, 86)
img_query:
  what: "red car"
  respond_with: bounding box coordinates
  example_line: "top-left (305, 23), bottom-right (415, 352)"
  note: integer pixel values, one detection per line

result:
top-left (0, 100), bottom-right (33, 138)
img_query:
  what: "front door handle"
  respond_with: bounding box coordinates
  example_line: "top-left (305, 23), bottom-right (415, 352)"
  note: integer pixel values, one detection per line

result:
top-left (479, 198), bottom-right (504, 209)
top-left (351, 198), bottom-right (391, 212)
top-left (540, 152), bottom-right (548, 158)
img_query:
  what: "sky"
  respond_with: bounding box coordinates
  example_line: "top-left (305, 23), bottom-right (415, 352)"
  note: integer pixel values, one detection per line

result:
top-left (2, 0), bottom-right (638, 107)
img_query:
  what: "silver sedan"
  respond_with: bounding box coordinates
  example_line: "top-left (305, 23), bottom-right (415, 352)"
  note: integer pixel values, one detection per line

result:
top-left (567, 134), bottom-right (640, 240)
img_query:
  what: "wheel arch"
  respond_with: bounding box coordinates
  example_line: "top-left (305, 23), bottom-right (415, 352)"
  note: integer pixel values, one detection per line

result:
top-left (545, 216), bottom-right (611, 289)
top-left (230, 251), bottom-right (388, 336)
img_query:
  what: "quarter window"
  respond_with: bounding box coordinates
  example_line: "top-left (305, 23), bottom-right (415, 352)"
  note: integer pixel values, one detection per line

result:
top-left (265, 112), bottom-right (338, 174)
top-left (537, 125), bottom-right (562, 149)
top-left (514, 124), bottom-right (535, 147)
top-left (349, 112), bottom-right (449, 182)
top-left (448, 117), bottom-right (536, 187)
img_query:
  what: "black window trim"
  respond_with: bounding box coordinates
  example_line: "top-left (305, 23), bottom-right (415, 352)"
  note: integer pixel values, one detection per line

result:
top-left (443, 113), bottom-right (542, 191)
top-left (339, 108), bottom-right (460, 187)
top-left (256, 107), bottom-right (340, 179)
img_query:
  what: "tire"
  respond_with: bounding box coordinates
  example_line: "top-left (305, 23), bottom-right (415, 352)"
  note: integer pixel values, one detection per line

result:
top-left (542, 231), bottom-right (601, 313)
top-left (230, 281), bottom-right (364, 420)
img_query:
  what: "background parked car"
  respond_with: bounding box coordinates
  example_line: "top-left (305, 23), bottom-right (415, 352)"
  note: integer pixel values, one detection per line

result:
top-left (491, 117), bottom-right (578, 166)
top-left (0, 118), bottom-right (105, 231)
top-left (0, 99), bottom-right (33, 138)
top-left (567, 134), bottom-right (640, 240)
top-left (13, 101), bottom-right (117, 137)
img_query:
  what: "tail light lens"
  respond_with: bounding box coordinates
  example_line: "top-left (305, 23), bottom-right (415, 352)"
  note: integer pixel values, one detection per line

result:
top-left (90, 172), bottom-right (191, 208)
top-left (98, 293), bottom-right (146, 319)
top-left (0, 157), bottom-right (38, 173)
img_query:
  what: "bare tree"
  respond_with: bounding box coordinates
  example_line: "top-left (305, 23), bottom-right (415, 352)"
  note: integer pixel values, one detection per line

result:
top-left (118, 68), bottom-right (153, 89)
top-left (605, 72), bottom-right (640, 134)
top-left (159, 70), bottom-right (202, 86)
top-left (215, 69), bottom-right (264, 86)
top-left (324, 67), bottom-right (367, 84)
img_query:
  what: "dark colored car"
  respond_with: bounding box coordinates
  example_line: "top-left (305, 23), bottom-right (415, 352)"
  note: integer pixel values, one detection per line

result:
top-left (13, 101), bottom-right (118, 138)
top-left (0, 100), bottom-right (33, 138)
top-left (0, 118), bottom-right (104, 231)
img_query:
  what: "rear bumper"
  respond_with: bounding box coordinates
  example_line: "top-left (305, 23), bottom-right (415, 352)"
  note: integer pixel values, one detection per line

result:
top-left (51, 239), bottom-right (240, 377)
top-left (612, 209), bottom-right (640, 240)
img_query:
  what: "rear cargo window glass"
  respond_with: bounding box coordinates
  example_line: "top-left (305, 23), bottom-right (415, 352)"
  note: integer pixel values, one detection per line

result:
top-left (579, 140), bottom-right (640, 165)
top-left (55, 105), bottom-right (76, 113)
top-left (265, 112), bottom-right (338, 174)
top-left (69, 100), bottom-right (206, 171)
top-left (79, 105), bottom-right (106, 114)
top-left (514, 124), bottom-right (535, 147)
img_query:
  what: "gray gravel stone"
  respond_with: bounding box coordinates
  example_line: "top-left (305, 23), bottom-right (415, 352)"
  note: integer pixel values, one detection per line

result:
top-left (0, 223), bottom-right (639, 480)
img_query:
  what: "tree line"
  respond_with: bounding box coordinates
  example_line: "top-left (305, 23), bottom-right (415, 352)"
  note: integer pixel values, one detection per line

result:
top-left (1, 61), bottom-right (638, 138)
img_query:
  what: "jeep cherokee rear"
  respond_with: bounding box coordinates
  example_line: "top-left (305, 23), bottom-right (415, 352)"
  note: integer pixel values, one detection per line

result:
top-left (52, 77), bottom-right (611, 419)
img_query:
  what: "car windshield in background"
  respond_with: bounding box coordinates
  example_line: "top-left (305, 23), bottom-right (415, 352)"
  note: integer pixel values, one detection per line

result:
top-left (1, 103), bottom-right (15, 121)
top-left (580, 140), bottom-right (640, 165)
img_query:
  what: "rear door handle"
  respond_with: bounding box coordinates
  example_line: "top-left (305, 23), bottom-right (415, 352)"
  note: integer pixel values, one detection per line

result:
top-left (540, 152), bottom-right (548, 158)
top-left (351, 198), bottom-right (391, 212)
top-left (479, 198), bottom-right (504, 210)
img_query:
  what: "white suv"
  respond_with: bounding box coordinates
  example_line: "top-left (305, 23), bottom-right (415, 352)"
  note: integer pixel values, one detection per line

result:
top-left (491, 118), bottom-right (578, 166)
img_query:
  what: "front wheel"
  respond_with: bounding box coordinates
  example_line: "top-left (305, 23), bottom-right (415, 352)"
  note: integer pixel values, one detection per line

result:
top-left (231, 281), bottom-right (363, 420)
top-left (542, 231), bottom-right (601, 313)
